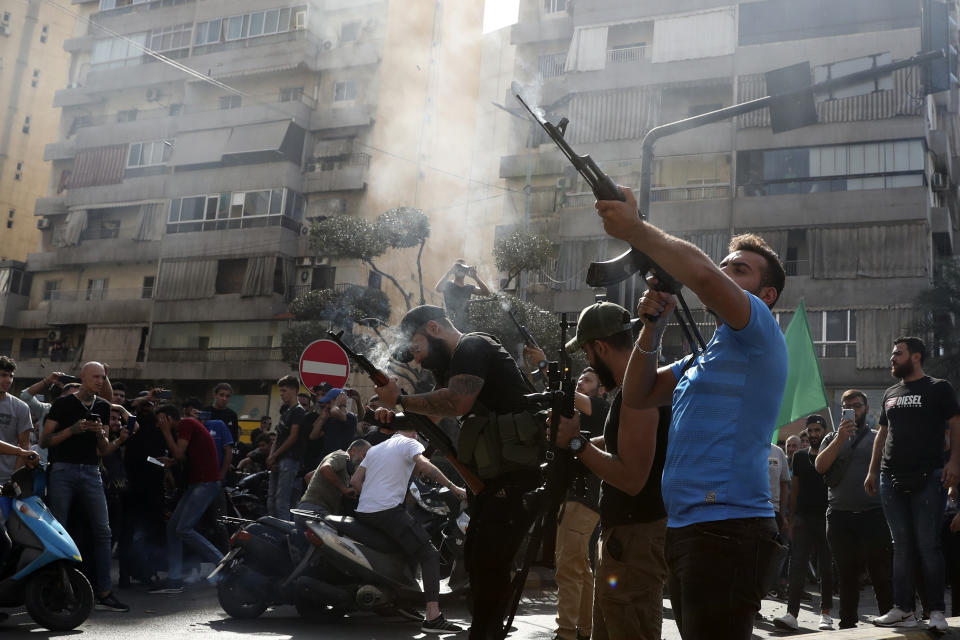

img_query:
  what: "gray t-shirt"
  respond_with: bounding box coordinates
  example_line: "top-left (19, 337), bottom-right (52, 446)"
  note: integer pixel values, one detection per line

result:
top-left (768, 444), bottom-right (790, 512)
top-left (820, 428), bottom-right (882, 513)
top-left (0, 394), bottom-right (33, 483)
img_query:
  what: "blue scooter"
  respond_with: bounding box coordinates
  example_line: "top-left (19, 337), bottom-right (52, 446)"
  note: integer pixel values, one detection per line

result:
top-left (0, 464), bottom-right (94, 631)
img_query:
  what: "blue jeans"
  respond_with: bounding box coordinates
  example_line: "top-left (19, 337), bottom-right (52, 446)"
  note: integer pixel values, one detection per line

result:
top-left (47, 462), bottom-right (113, 593)
top-left (167, 481), bottom-right (223, 584)
top-left (267, 458), bottom-right (299, 520)
top-left (879, 468), bottom-right (946, 612)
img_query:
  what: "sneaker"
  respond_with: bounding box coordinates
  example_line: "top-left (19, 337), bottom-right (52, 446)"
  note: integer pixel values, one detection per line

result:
top-left (95, 593), bottom-right (129, 612)
top-left (818, 614), bottom-right (834, 630)
top-left (930, 611), bottom-right (949, 632)
top-left (422, 614), bottom-right (463, 634)
top-left (148, 582), bottom-right (184, 595)
top-left (873, 607), bottom-right (917, 628)
top-left (773, 612), bottom-right (799, 631)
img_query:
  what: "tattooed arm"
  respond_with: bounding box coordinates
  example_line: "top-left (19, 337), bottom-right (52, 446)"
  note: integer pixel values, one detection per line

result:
top-left (395, 374), bottom-right (485, 417)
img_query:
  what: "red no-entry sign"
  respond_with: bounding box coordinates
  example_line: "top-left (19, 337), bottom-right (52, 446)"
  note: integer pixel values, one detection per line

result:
top-left (298, 339), bottom-right (350, 390)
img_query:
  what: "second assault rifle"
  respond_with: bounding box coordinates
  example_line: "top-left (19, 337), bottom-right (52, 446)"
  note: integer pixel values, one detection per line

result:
top-left (513, 84), bottom-right (706, 355)
top-left (506, 306), bottom-right (549, 385)
top-left (325, 330), bottom-right (485, 494)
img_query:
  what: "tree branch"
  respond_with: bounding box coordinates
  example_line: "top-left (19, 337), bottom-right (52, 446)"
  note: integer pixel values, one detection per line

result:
top-left (365, 258), bottom-right (412, 310)
top-left (416, 239), bottom-right (426, 306)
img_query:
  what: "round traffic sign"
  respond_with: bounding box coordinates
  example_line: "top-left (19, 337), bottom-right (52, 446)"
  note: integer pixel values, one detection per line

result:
top-left (298, 339), bottom-right (350, 390)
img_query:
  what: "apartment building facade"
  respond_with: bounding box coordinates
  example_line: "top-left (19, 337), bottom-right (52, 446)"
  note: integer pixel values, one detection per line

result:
top-left (491, 0), bottom-right (960, 426)
top-left (0, 0), bottom-right (483, 415)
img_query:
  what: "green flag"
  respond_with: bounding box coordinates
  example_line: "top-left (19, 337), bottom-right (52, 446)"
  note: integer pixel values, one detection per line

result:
top-left (773, 299), bottom-right (829, 443)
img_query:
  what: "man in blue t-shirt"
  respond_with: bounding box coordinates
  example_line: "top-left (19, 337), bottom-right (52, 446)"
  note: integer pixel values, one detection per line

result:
top-left (597, 188), bottom-right (788, 640)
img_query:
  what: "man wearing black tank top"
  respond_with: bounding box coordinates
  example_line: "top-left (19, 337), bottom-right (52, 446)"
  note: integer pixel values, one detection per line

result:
top-left (42, 361), bottom-right (128, 612)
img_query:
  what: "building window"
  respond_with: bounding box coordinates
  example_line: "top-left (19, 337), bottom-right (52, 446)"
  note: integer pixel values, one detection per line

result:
top-left (117, 109), bottom-right (138, 122)
top-left (14, 161), bottom-right (22, 181)
top-left (43, 280), bottom-right (59, 301)
top-left (368, 271), bottom-right (382, 290)
top-left (86, 278), bottom-right (108, 301)
top-left (141, 276), bottom-right (155, 299)
top-left (127, 140), bottom-right (172, 167)
top-left (194, 18), bottom-right (222, 46)
top-left (737, 139), bottom-right (926, 196)
top-left (91, 32), bottom-right (148, 70)
top-left (195, 6), bottom-right (304, 47)
top-left (777, 309), bottom-right (857, 357)
top-left (40, 25), bottom-right (48, 43)
top-left (543, 0), bottom-right (566, 13)
top-left (31, 69), bottom-right (39, 87)
top-left (219, 95), bottom-right (242, 110)
top-left (341, 20), bottom-right (360, 43)
top-left (334, 80), bottom-right (356, 102)
top-left (815, 53), bottom-right (892, 100)
top-left (167, 188), bottom-right (302, 233)
top-left (279, 87), bottom-right (304, 102)
top-left (21, 116), bottom-right (30, 133)
top-left (148, 23), bottom-right (192, 55)
top-left (5, 221), bottom-right (11, 229)
top-left (215, 259), bottom-right (247, 294)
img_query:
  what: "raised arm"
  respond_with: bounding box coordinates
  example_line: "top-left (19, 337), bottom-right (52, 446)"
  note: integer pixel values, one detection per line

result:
top-left (413, 454), bottom-right (467, 501)
top-left (467, 266), bottom-right (490, 296)
top-left (434, 267), bottom-right (454, 293)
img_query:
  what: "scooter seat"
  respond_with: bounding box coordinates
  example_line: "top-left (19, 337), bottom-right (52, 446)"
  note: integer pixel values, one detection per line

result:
top-left (257, 516), bottom-right (298, 535)
top-left (323, 515), bottom-right (396, 552)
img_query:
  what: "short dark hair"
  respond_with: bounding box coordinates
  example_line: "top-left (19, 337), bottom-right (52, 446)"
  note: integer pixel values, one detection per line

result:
top-left (841, 389), bottom-right (868, 406)
top-left (214, 382), bottom-right (233, 394)
top-left (728, 234), bottom-right (786, 308)
top-left (112, 382), bottom-right (126, 392)
top-left (894, 336), bottom-right (926, 365)
top-left (255, 434), bottom-right (270, 445)
top-left (0, 356), bottom-right (16, 373)
top-left (182, 397), bottom-right (203, 410)
top-left (592, 328), bottom-right (634, 353)
top-left (277, 374), bottom-right (299, 390)
top-left (156, 404), bottom-right (181, 421)
top-left (580, 367), bottom-right (596, 375)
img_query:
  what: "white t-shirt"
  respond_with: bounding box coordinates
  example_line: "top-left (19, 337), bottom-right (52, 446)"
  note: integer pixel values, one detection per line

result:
top-left (767, 444), bottom-right (790, 513)
top-left (0, 394), bottom-right (33, 483)
top-left (356, 433), bottom-right (424, 513)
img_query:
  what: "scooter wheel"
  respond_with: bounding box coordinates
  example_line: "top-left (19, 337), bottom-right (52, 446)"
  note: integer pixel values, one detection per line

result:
top-left (218, 570), bottom-right (267, 619)
top-left (25, 564), bottom-right (94, 631)
top-left (295, 601), bottom-right (346, 622)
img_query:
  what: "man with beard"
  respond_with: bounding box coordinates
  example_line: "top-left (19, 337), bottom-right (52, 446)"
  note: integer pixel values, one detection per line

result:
top-left (774, 415), bottom-right (834, 631)
top-left (553, 302), bottom-right (670, 640)
top-left (374, 304), bottom-right (542, 640)
top-left (297, 438), bottom-right (370, 517)
top-left (815, 390), bottom-right (893, 629)
top-left (867, 337), bottom-right (960, 631)
top-left (597, 187), bottom-right (788, 640)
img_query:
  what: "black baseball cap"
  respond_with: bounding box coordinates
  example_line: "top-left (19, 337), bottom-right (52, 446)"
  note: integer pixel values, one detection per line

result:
top-left (394, 305), bottom-right (449, 363)
top-left (806, 415), bottom-right (826, 426)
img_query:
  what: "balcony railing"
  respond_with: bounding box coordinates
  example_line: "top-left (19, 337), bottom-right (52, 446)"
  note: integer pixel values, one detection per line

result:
top-left (311, 153), bottom-right (371, 171)
top-left (650, 184), bottom-right (730, 202)
top-left (560, 192), bottom-right (596, 209)
top-left (45, 287), bottom-right (150, 302)
top-left (607, 45), bottom-right (648, 64)
top-left (538, 53), bottom-right (566, 80)
top-left (148, 347), bottom-right (283, 363)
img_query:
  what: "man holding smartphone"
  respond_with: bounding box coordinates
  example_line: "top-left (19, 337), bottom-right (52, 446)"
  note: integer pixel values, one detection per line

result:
top-left (42, 361), bottom-right (129, 613)
top-left (434, 259), bottom-right (490, 330)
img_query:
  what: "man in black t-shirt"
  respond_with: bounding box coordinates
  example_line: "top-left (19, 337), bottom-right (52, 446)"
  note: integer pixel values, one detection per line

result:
top-left (434, 259), bottom-right (491, 331)
top-left (553, 302), bottom-right (669, 640)
top-left (773, 415), bottom-right (834, 632)
top-left (41, 361), bottom-right (128, 612)
top-left (868, 337), bottom-right (960, 631)
top-left (375, 305), bottom-right (539, 640)
top-left (267, 375), bottom-right (307, 520)
top-left (204, 382), bottom-right (240, 455)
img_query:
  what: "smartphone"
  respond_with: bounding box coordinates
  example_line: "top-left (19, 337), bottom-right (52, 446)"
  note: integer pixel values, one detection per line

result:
top-left (840, 408), bottom-right (855, 423)
top-left (146, 456), bottom-right (165, 467)
top-left (87, 412), bottom-right (101, 423)
top-left (157, 390), bottom-right (173, 399)
top-left (126, 416), bottom-right (137, 431)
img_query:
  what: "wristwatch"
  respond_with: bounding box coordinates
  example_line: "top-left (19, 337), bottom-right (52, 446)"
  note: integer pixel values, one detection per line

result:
top-left (567, 434), bottom-right (586, 456)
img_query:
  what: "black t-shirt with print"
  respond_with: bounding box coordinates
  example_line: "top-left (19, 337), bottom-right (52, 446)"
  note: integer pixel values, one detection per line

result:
top-left (444, 333), bottom-right (530, 416)
top-left (598, 390), bottom-right (669, 527)
top-left (791, 447), bottom-right (827, 515)
top-left (880, 376), bottom-right (960, 473)
top-left (46, 393), bottom-right (112, 465)
top-left (275, 403), bottom-right (308, 462)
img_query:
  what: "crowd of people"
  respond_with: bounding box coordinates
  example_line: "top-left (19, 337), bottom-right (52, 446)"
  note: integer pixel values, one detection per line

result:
top-left (0, 190), bottom-right (957, 640)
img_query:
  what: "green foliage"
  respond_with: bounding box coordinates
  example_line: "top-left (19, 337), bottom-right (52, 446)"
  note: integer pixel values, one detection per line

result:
top-left (493, 231), bottom-right (557, 289)
top-left (913, 257), bottom-right (960, 383)
top-left (376, 207), bottom-right (430, 249)
top-left (308, 216), bottom-right (386, 261)
top-left (281, 321), bottom-right (328, 369)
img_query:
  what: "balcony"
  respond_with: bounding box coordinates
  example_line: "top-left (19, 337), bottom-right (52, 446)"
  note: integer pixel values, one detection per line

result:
top-left (141, 348), bottom-right (289, 381)
top-left (189, 30), bottom-right (320, 81)
top-left (152, 293), bottom-right (290, 323)
top-left (43, 289), bottom-right (154, 325)
top-left (27, 239), bottom-right (161, 272)
top-left (63, 173), bottom-right (167, 209)
top-left (650, 184), bottom-right (730, 202)
top-left (317, 40), bottom-right (382, 70)
top-left (148, 347), bottom-right (283, 363)
top-left (0, 293), bottom-right (29, 328)
top-left (311, 104), bottom-right (375, 131)
top-left (607, 45), bottom-right (648, 64)
top-left (302, 154), bottom-right (370, 192)
top-left (510, 15), bottom-right (573, 45)
top-left (44, 140), bottom-right (78, 162)
top-left (34, 197), bottom-right (67, 217)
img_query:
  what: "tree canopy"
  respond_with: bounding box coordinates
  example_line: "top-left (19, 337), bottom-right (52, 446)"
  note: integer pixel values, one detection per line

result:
top-left (493, 230), bottom-right (557, 290)
top-left (913, 257), bottom-right (960, 383)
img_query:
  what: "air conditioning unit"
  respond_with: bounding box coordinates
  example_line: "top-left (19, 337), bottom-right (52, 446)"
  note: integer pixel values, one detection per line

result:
top-left (37, 217), bottom-right (51, 230)
top-left (932, 171), bottom-right (949, 191)
top-left (322, 40), bottom-right (333, 50)
top-left (145, 88), bottom-right (161, 102)
top-left (296, 256), bottom-right (314, 267)
top-left (48, 330), bottom-right (62, 341)
top-left (556, 177), bottom-right (567, 190)
top-left (295, 10), bottom-right (307, 30)
top-left (0, 25), bottom-right (10, 36)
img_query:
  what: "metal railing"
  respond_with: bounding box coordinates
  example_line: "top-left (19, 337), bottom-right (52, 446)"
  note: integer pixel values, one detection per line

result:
top-left (312, 152), bottom-right (371, 171)
top-left (538, 53), bottom-right (566, 80)
top-left (650, 184), bottom-right (730, 202)
top-left (560, 192), bottom-right (596, 209)
top-left (46, 287), bottom-right (151, 302)
top-left (607, 45), bottom-right (648, 64)
top-left (148, 347), bottom-right (283, 363)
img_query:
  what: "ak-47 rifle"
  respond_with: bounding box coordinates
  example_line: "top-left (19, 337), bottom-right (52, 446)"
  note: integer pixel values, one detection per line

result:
top-left (325, 330), bottom-right (485, 494)
top-left (513, 84), bottom-right (706, 355)
top-left (506, 307), bottom-right (549, 386)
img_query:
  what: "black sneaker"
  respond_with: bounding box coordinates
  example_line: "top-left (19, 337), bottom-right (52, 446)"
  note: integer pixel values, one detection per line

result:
top-left (148, 582), bottom-right (184, 595)
top-left (95, 593), bottom-right (130, 612)
top-left (422, 614), bottom-right (463, 634)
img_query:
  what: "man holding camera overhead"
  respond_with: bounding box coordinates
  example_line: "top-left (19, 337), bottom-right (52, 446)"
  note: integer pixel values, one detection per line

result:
top-left (435, 259), bottom-right (490, 330)
top-left (596, 187), bottom-right (788, 640)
